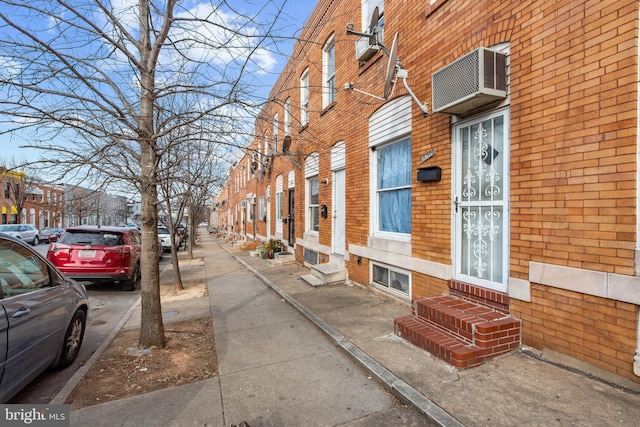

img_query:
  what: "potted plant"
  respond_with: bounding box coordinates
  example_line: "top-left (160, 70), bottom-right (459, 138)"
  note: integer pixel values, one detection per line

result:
top-left (264, 238), bottom-right (282, 259)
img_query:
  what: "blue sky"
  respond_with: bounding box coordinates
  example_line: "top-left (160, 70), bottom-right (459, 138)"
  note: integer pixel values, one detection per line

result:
top-left (0, 0), bottom-right (317, 167)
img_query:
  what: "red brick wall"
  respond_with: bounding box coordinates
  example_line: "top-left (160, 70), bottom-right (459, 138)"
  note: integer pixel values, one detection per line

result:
top-left (221, 0), bottom-right (640, 381)
top-left (512, 285), bottom-right (639, 381)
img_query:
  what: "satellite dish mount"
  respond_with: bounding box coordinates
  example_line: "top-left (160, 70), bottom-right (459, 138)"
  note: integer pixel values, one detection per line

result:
top-left (383, 32), bottom-right (429, 116)
top-left (345, 14), bottom-right (429, 116)
top-left (346, 7), bottom-right (384, 52)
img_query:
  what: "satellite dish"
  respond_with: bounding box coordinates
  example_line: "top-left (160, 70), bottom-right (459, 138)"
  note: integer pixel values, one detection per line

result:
top-left (383, 32), bottom-right (399, 99)
top-left (282, 135), bottom-right (291, 154)
top-left (251, 161), bottom-right (259, 173)
top-left (368, 7), bottom-right (379, 46)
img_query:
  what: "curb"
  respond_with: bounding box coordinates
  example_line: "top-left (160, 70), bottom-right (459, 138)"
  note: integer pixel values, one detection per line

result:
top-left (52, 259), bottom-right (176, 405)
top-left (51, 297), bottom-right (141, 405)
top-left (222, 244), bottom-right (464, 427)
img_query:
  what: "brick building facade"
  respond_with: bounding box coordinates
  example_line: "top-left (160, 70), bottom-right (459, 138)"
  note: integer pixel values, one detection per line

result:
top-left (219, 0), bottom-right (640, 382)
top-left (0, 168), bottom-right (65, 228)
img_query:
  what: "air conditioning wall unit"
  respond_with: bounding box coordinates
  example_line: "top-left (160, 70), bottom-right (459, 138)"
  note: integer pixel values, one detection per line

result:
top-left (355, 36), bottom-right (380, 62)
top-left (432, 47), bottom-right (507, 115)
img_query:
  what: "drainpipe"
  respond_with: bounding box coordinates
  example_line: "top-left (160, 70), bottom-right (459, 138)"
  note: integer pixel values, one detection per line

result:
top-left (635, 7), bottom-right (640, 377)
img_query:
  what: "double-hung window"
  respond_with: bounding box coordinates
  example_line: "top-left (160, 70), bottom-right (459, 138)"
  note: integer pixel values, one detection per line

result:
top-left (300, 69), bottom-right (309, 126)
top-left (284, 98), bottom-right (291, 136)
top-left (376, 138), bottom-right (411, 234)
top-left (258, 196), bottom-right (265, 221)
top-left (305, 153), bottom-right (319, 233)
top-left (322, 35), bottom-right (335, 108)
top-left (273, 113), bottom-right (279, 153)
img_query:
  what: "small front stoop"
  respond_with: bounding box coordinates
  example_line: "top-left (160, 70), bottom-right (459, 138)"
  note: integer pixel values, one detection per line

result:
top-left (301, 262), bottom-right (346, 287)
top-left (394, 294), bottom-right (521, 369)
top-left (267, 251), bottom-right (296, 266)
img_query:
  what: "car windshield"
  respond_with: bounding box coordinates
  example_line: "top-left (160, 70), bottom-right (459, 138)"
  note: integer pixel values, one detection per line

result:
top-left (59, 231), bottom-right (124, 246)
top-left (0, 225), bottom-right (20, 232)
top-left (157, 228), bottom-right (170, 235)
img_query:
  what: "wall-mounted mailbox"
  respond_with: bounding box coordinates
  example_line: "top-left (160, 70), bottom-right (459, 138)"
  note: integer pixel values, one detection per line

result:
top-left (320, 204), bottom-right (328, 218)
top-left (417, 166), bottom-right (442, 182)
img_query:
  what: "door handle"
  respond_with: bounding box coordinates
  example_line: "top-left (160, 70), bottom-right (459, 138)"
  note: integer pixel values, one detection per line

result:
top-left (454, 196), bottom-right (460, 213)
top-left (12, 307), bottom-right (31, 318)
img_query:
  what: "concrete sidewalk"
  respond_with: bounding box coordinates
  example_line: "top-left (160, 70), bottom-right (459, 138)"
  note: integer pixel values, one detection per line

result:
top-left (66, 234), bottom-right (640, 426)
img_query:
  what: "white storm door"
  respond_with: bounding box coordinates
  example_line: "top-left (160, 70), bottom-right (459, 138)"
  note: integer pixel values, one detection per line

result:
top-left (453, 108), bottom-right (509, 292)
top-left (332, 168), bottom-right (346, 256)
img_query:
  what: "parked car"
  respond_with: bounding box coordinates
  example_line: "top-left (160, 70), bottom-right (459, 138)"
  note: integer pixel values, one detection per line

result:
top-left (40, 227), bottom-right (65, 243)
top-left (0, 224), bottom-right (40, 246)
top-left (0, 233), bottom-right (88, 403)
top-left (46, 226), bottom-right (142, 291)
top-left (158, 226), bottom-right (181, 252)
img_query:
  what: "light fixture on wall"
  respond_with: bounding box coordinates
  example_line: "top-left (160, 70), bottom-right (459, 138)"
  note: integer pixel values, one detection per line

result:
top-left (322, 178), bottom-right (330, 186)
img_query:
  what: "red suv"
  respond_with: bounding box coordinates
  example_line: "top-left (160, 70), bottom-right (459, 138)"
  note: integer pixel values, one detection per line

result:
top-left (46, 226), bottom-right (142, 291)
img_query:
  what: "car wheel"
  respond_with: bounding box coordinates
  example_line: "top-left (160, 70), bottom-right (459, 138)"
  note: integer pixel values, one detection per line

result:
top-left (56, 310), bottom-right (86, 369)
top-left (32, 236), bottom-right (39, 246)
top-left (122, 263), bottom-right (140, 291)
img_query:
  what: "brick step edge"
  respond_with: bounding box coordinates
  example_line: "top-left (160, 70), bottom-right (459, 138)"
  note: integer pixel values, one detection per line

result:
top-left (414, 295), bottom-right (521, 346)
top-left (394, 315), bottom-right (519, 369)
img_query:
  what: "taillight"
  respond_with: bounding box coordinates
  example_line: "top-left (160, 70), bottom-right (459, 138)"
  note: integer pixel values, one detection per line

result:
top-left (50, 243), bottom-right (70, 251)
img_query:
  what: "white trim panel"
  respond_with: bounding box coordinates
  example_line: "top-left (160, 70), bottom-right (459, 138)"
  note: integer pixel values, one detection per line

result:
top-left (369, 96), bottom-right (412, 147)
top-left (349, 243), bottom-right (451, 280)
top-left (530, 261), bottom-right (640, 305)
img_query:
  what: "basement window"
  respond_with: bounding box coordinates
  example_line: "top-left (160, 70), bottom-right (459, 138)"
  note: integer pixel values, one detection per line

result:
top-left (372, 262), bottom-right (410, 298)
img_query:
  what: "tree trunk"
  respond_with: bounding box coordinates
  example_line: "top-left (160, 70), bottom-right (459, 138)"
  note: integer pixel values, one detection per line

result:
top-left (136, 0), bottom-right (170, 349)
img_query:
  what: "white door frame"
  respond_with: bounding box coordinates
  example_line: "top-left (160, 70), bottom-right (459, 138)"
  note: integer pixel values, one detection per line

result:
top-left (452, 107), bottom-right (510, 293)
top-left (332, 168), bottom-right (346, 256)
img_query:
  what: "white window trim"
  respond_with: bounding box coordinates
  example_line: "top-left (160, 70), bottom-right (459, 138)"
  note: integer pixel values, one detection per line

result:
top-left (284, 97), bottom-right (291, 136)
top-left (273, 113), bottom-right (279, 153)
top-left (322, 35), bottom-right (335, 108)
top-left (370, 261), bottom-right (411, 300)
top-left (370, 136), bottom-right (412, 242)
top-left (300, 69), bottom-right (309, 126)
top-left (305, 153), bottom-right (319, 234)
top-left (368, 96), bottom-right (412, 243)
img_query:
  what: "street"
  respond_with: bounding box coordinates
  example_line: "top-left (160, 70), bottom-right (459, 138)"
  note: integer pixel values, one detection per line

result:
top-left (8, 243), bottom-right (147, 404)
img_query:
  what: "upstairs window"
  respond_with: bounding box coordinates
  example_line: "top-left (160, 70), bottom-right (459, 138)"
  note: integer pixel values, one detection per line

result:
top-left (284, 97), bottom-right (291, 136)
top-left (300, 69), bottom-right (309, 127)
top-left (362, 0), bottom-right (384, 43)
top-left (322, 35), bottom-right (335, 108)
top-left (273, 113), bottom-right (279, 153)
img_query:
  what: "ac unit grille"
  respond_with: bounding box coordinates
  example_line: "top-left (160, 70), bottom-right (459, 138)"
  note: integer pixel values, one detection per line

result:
top-left (432, 47), bottom-right (507, 115)
top-left (355, 36), bottom-right (380, 62)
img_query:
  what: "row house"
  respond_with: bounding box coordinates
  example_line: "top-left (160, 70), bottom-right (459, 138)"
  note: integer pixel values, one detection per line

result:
top-left (24, 184), bottom-right (65, 229)
top-left (220, 0), bottom-right (640, 384)
top-left (63, 185), bottom-right (127, 227)
top-left (0, 167), bottom-right (65, 228)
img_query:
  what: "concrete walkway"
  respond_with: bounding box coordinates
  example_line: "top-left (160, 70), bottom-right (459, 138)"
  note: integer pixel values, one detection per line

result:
top-left (66, 234), bottom-right (640, 426)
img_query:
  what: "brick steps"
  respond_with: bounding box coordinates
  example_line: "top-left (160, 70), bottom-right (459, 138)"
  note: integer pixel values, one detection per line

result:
top-left (394, 295), bottom-right (521, 369)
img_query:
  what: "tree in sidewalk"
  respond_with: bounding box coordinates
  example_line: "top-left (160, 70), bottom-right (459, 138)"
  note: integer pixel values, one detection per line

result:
top-left (157, 122), bottom-right (229, 290)
top-left (0, 0), bottom-right (293, 348)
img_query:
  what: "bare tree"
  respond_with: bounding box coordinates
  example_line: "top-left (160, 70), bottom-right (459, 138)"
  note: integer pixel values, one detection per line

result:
top-left (0, 0), bottom-right (292, 348)
top-left (157, 122), bottom-right (228, 289)
top-left (64, 186), bottom-right (97, 226)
